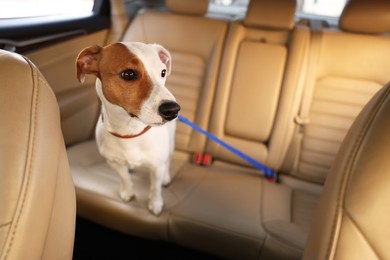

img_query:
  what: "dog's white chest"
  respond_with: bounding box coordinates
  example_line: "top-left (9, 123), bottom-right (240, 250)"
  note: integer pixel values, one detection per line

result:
top-left (96, 119), bottom-right (175, 168)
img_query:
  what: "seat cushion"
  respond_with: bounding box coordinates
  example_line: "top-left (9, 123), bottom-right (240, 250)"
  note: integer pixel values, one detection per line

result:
top-left (68, 140), bottom-right (203, 239)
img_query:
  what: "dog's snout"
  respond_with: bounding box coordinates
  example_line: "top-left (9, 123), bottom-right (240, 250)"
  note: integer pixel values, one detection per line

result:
top-left (159, 101), bottom-right (181, 121)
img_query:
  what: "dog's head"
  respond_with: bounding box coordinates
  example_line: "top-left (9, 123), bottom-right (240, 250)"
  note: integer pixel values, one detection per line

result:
top-left (76, 42), bottom-right (180, 125)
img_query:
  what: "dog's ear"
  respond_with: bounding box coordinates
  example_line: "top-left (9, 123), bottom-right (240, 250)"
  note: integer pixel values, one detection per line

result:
top-left (152, 44), bottom-right (172, 76)
top-left (76, 45), bottom-right (103, 83)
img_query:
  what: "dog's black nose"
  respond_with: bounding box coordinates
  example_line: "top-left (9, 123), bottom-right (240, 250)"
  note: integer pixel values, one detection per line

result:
top-left (159, 101), bottom-right (181, 121)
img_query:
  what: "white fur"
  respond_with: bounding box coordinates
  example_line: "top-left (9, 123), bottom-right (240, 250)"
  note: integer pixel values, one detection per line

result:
top-left (92, 43), bottom-right (177, 215)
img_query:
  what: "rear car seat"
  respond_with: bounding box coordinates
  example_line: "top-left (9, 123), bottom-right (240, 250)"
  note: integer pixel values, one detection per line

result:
top-left (168, 0), bottom-right (317, 259)
top-left (167, 0), bottom-right (390, 258)
top-left (67, 0), bottom-right (228, 240)
top-left (288, 0), bottom-right (390, 258)
top-left (286, 0), bottom-right (390, 184)
top-left (66, 0), bottom-right (390, 259)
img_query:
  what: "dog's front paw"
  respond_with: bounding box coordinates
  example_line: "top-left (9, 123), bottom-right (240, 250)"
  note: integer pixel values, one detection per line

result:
top-left (148, 198), bottom-right (163, 215)
top-left (119, 186), bottom-right (135, 202)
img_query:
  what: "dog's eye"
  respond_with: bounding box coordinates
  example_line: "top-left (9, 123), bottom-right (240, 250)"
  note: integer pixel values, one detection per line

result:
top-left (161, 69), bottom-right (166, 78)
top-left (120, 69), bottom-right (138, 81)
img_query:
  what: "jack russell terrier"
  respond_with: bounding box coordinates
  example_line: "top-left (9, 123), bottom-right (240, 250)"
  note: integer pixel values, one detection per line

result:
top-left (76, 42), bottom-right (180, 215)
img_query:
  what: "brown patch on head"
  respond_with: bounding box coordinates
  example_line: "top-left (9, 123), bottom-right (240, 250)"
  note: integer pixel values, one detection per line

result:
top-left (98, 43), bottom-right (153, 117)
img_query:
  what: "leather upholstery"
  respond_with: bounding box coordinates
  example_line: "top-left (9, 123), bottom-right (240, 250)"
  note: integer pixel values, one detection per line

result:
top-left (169, 0), bottom-right (314, 258)
top-left (166, 0), bottom-right (208, 16)
top-left (303, 81), bottom-right (390, 259)
top-left (207, 0), bottom-right (307, 171)
top-left (0, 50), bottom-right (76, 259)
top-left (339, 0), bottom-right (390, 34)
top-left (244, 0), bottom-right (297, 30)
top-left (26, 31), bottom-right (106, 147)
top-left (66, 0), bottom-right (390, 259)
top-left (292, 1), bottom-right (390, 183)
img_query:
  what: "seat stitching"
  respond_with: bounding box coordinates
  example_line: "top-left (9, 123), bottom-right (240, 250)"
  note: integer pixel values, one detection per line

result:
top-left (0, 222), bottom-right (12, 229)
top-left (4, 57), bottom-right (39, 259)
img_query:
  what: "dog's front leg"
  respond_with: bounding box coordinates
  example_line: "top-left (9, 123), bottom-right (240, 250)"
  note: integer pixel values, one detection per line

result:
top-left (107, 160), bottom-right (135, 202)
top-left (148, 164), bottom-right (165, 215)
top-left (162, 160), bottom-right (171, 186)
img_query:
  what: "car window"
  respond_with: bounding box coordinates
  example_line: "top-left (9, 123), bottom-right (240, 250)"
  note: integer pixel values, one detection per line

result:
top-left (298, 0), bottom-right (348, 17)
top-left (0, 0), bottom-right (94, 19)
top-left (0, 0), bottom-right (109, 53)
top-left (209, 0), bottom-right (349, 24)
top-left (297, 0), bottom-right (349, 25)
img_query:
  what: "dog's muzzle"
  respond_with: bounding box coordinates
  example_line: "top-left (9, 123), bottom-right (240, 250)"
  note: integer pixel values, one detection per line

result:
top-left (158, 101), bottom-right (181, 121)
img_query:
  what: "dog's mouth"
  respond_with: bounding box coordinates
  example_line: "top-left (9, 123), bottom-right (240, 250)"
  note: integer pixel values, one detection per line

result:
top-left (128, 112), bottom-right (167, 126)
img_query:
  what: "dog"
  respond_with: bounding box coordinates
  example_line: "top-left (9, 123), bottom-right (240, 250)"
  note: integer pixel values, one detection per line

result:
top-left (76, 42), bottom-right (180, 215)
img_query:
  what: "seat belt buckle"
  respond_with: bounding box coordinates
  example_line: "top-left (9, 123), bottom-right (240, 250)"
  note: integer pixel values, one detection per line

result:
top-left (266, 172), bottom-right (279, 183)
top-left (192, 152), bottom-right (213, 167)
top-left (294, 115), bottom-right (310, 133)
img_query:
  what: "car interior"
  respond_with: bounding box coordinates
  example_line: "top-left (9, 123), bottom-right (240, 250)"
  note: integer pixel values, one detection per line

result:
top-left (1, 0), bottom-right (390, 259)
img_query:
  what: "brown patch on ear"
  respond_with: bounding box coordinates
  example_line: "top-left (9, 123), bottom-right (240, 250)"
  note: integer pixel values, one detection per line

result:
top-left (98, 43), bottom-right (153, 117)
top-left (76, 45), bottom-right (103, 83)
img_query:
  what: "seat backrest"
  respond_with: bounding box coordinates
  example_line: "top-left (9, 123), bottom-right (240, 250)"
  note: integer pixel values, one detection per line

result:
top-left (206, 0), bottom-right (310, 171)
top-left (291, 0), bottom-right (390, 183)
top-left (303, 80), bottom-right (390, 259)
top-left (121, 0), bottom-right (228, 153)
top-left (0, 50), bottom-right (76, 260)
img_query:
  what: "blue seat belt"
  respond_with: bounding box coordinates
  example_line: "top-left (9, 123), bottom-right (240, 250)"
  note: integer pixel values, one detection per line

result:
top-left (178, 115), bottom-right (278, 182)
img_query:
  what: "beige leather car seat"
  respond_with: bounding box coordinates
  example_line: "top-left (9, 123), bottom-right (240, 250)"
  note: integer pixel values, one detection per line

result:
top-left (207, 0), bottom-right (309, 172)
top-left (303, 80), bottom-right (390, 259)
top-left (0, 50), bottom-right (76, 260)
top-left (168, 0), bottom-right (317, 259)
top-left (287, 0), bottom-right (390, 184)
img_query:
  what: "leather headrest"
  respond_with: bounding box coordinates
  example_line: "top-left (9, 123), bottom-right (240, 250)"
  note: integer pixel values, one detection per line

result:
top-left (339, 0), bottom-right (390, 34)
top-left (244, 0), bottom-right (297, 30)
top-left (166, 0), bottom-right (208, 16)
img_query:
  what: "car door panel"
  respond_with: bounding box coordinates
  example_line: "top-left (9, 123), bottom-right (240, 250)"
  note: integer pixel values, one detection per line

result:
top-left (25, 30), bottom-right (108, 146)
top-left (0, 0), bottom-right (110, 146)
